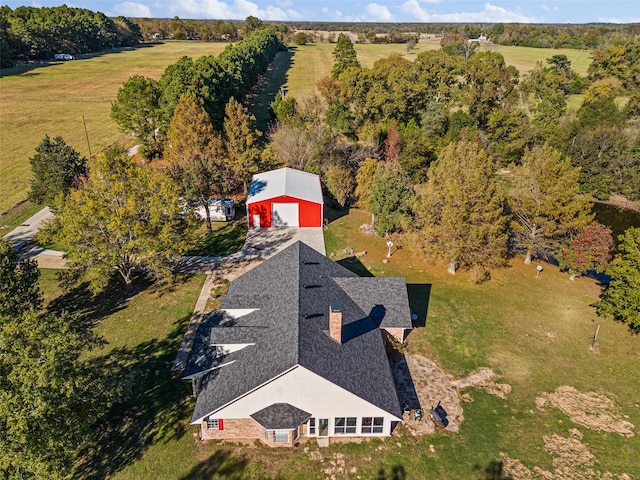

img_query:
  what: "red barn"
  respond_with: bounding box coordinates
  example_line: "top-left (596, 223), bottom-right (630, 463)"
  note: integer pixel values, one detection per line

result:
top-left (246, 168), bottom-right (323, 228)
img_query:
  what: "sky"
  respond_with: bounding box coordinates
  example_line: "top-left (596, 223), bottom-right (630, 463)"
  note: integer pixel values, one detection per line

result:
top-left (4, 0), bottom-right (640, 24)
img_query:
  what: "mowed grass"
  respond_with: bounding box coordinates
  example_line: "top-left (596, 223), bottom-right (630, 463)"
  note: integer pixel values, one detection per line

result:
top-left (0, 41), bottom-right (228, 214)
top-left (480, 43), bottom-right (592, 76)
top-left (34, 206), bottom-right (639, 479)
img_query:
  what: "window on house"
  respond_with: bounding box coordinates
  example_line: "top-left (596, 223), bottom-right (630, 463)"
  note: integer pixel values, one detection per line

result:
top-left (263, 429), bottom-right (269, 441)
top-left (308, 418), bottom-right (316, 435)
top-left (274, 429), bottom-right (289, 443)
top-left (207, 418), bottom-right (223, 430)
top-left (361, 417), bottom-right (384, 434)
top-left (334, 417), bottom-right (356, 434)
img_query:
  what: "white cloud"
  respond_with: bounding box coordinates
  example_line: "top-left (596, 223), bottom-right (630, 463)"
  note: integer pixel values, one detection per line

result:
top-left (597, 15), bottom-right (640, 23)
top-left (167, 0), bottom-right (296, 20)
top-left (109, 2), bottom-right (152, 17)
top-left (365, 3), bottom-right (394, 21)
top-left (542, 4), bottom-right (559, 12)
top-left (400, 1), bottom-right (538, 22)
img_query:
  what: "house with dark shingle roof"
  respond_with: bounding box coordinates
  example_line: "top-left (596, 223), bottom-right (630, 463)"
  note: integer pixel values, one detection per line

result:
top-left (182, 241), bottom-right (412, 446)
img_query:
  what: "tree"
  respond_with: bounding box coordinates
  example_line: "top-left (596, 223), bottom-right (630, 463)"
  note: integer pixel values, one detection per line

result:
top-left (43, 148), bottom-right (197, 294)
top-left (293, 32), bottom-right (310, 45)
top-left (332, 33), bottom-right (360, 78)
top-left (0, 241), bottom-right (122, 479)
top-left (558, 222), bottom-right (614, 279)
top-left (165, 92), bottom-right (231, 232)
top-left (164, 92), bottom-right (220, 166)
top-left (355, 158), bottom-right (380, 208)
top-left (28, 135), bottom-right (87, 208)
top-left (509, 144), bottom-right (594, 264)
top-left (223, 97), bottom-right (262, 192)
top-left (595, 227), bottom-right (640, 334)
top-left (0, 240), bottom-right (41, 316)
top-left (368, 161), bottom-right (412, 236)
top-left (465, 51), bottom-right (518, 126)
top-left (416, 137), bottom-right (508, 276)
top-left (242, 16), bottom-right (263, 36)
top-left (324, 165), bottom-right (355, 208)
top-left (110, 75), bottom-right (162, 157)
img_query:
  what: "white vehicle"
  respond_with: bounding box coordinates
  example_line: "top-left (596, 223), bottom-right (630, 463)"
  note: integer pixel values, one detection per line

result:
top-left (195, 198), bottom-right (235, 222)
top-left (54, 53), bottom-right (75, 61)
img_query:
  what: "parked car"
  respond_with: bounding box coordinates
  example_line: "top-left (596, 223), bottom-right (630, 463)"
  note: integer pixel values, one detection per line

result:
top-left (54, 53), bottom-right (75, 61)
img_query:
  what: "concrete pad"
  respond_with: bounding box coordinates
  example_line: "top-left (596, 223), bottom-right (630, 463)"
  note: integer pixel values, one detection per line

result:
top-left (2, 206), bottom-right (54, 244)
top-left (244, 227), bottom-right (326, 256)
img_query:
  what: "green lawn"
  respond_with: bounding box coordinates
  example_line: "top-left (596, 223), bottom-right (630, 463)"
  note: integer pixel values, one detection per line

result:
top-left (480, 44), bottom-right (592, 76)
top-left (0, 41), bottom-right (228, 214)
top-left (35, 206), bottom-right (639, 479)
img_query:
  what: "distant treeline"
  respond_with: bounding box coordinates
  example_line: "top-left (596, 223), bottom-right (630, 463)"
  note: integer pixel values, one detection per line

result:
top-left (0, 5), bottom-right (141, 68)
top-left (134, 17), bottom-right (241, 42)
top-left (283, 21), bottom-right (639, 49)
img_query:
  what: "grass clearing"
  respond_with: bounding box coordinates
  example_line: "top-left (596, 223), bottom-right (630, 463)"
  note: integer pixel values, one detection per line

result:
top-left (34, 206), bottom-right (639, 479)
top-left (0, 41), bottom-right (227, 214)
top-left (480, 44), bottom-right (592, 76)
top-left (187, 217), bottom-right (248, 257)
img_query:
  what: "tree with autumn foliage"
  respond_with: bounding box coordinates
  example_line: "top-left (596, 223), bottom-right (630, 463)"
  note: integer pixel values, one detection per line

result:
top-left (416, 136), bottom-right (508, 277)
top-left (509, 144), bottom-right (594, 264)
top-left (595, 227), bottom-right (640, 334)
top-left (165, 92), bottom-right (234, 232)
top-left (558, 222), bottom-right (614, 279)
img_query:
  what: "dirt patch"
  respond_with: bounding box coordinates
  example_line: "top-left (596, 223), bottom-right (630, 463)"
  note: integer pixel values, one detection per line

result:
top-left (390, 354), bottom-right (511, 436)
top-left (451, 367), bottom-right (512, 399)
top-left (536, 386), bottom-right (635, 437)
top-left (500, 429), bottom-right (632, 480)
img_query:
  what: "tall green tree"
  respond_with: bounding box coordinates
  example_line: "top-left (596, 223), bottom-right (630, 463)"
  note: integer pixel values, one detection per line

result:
top-left (223, 97), bottom-right (262, 192)
top-left (595, 227), bottom-right (640, 333)
top-left (110, 75), bottom-right (162, 157)
top-left (43, 148), bottom-right (197, 294)
top-left (28, 135), bottom-right (87, 209)
top-left (416, 137), bottom-right (508, 276)
top-left (465, 51), bottom-right (518, 126)
top-left (509, 144), bottom-right (594, 264)
top-left (332, 33), bottom-right (360, 78)
top-left (368, 161), bottom-right (412, 236)
top-left (324, 165), bottom-right (355, 208)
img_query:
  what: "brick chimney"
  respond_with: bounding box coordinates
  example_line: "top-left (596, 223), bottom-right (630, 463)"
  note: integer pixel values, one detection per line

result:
top-left (329, 303), bottom-right (342, 344)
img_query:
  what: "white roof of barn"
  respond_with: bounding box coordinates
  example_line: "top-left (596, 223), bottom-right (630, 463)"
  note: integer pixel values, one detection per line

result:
top-left (247, 168), bottom-right (323, 205)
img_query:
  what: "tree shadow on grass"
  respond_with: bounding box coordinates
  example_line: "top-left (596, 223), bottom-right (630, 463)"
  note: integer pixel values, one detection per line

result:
top-left (74, 314), bottom-right (192, 479)
top-left (45, 277), bottom-right (132, 326)
top-left (376, 465), bottom-right (407, 480)
top-left (474, 460), bottom-right (512, 479)
top-left (179, 449), bottom-right (248, 480)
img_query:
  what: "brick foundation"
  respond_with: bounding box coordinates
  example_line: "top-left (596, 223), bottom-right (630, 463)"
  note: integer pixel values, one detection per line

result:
top-left (200, 418), bottom-right (262, 441)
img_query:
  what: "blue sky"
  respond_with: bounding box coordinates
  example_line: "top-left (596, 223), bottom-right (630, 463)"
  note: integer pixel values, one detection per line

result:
top-left (4, 0), bottom-right (639, 23)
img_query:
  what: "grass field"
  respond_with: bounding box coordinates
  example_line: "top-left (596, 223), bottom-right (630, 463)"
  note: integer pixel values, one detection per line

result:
top-left (1, 39), bottom-right (592, 216)
top-left (0, 42), bottom-right (227, 214)
top-left (37, 207), bottom-right (638, 479)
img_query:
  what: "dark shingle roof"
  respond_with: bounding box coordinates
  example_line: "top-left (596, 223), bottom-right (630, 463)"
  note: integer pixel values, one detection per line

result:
top-left (250, 403), bottom-right (312, 429)
top-left (186, 241), bottom-right (409, 423)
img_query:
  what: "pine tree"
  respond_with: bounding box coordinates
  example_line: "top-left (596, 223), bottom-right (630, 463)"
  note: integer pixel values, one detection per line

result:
top-left (223, 97), bottom-right (262, 192)
top-left (417, 137), bottom-right (508, 276)
top-left (509, 144), bottom-right (594, 264)
top-left (331, 33), bottom-right (360, 78)
top-left (368, 162), bottom-right (412, 236)
top-left (164, 92), bottom-right (221, 165)
top-left (28, 135), bottom-right (87, 209)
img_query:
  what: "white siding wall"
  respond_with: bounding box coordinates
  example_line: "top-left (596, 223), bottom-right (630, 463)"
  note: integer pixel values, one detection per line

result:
top-left (209, 366), bottom-right (399, 436)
